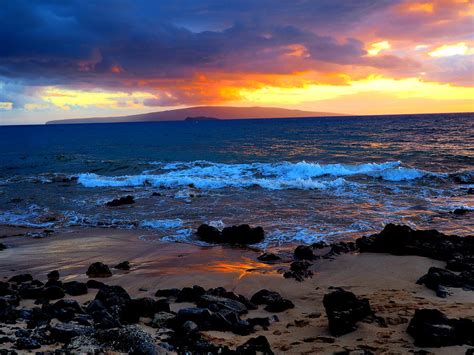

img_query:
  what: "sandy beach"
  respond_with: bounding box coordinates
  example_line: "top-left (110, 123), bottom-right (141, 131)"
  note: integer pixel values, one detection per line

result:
top-left (1, 225), bottom-right (472, 354)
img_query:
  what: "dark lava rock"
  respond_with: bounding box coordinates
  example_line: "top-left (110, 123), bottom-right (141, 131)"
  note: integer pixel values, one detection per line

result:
top-left (0, 282), bottom-right (16, 297)
top-left (196, 224), bottom-right (221, 242)
top-left (127, 297), bottom-right (170, 318)
top-left (417, 267), bottom-right (473, 297)
top-left (328, 242), bottom-right (356, 255)
top-left (15, 337), bottom-right (41, 350)
top-left (257, 253), bottom-right (281, 262)
top-left (196, 223), bottom-right (264, 245)
top-left (45, 280), bottom-right (62, 288)
top-left (222, 224), bottom-right (265, 245)
top-left (86, 262), bottom-right (112, 278)
top-left (155, 288), bottom-right (181, 298)
top-left (86, 279), bottom-right (105, 289)
top-left (0, 243), bottom-right (6, 251)
top-left (47, 270), bottom-right (60, 282)
top-left (42, 286), bottom-right (65, 300)
top-left (178, 320), bottom-right (199, 336)
top-left (312, 241), bottom-right (328, 249)
top-left (114, 261), bottom-right (131, 270)
top-left (0, 297), bottom-right (18, 322)
top-left (236, 335), bottom-right (274, 354)
top-left (46, 299), bottom-right (83, 321)
top-left (50, 322), bottom-right (94, 343)
top-left (446, 254), bottom-right (474, 272)
top-left (94, 325), bottom-right (161, 354)
top-left (63, 281), bottom-right (88, 296)
top-left (174, 307), bottom-right (212, 327)
top-left (323, 288), bottom-right (372, 336)
top-left (467, 188), bottom-right (474, 194)
top-left (407, 309), bottom-right (474, 347)
top-left (8, 274), bottom-right (33, 284)
top-left (176, 285), bottom-right (206, 303)
top-left (250, 290), bottom-right (294, 312)
top-left (356, 224), bottom-right (474, 262)
top-left (284, 261), bottom-right (313, 281)
top-left (19, 284), bottom-right (44, 299)
top-left (452, 208), bottom-right (470, 216)
top-left (106, 195), bottom-right (134, 207)
top-left (95, 285), bottom-right (134, 323)
top-left (197, 294), bottom-right (248, 315)
top-left (294, 245), bottom-right (316, 260)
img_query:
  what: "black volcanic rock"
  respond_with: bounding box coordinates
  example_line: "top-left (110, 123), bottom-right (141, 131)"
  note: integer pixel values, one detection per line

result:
top-left (47, 270), bottom-right (60, 282)
top-left (294, 245), bottom-right (316, 260)
top-left (284, 261), bottom-right (313, 281)
top-left (416, 267), bottom-right (474, 297)
top-left (323, 288), bottom-right (372, 336)
top-left (8, 274), bottom-right (33, 284)
top-left (356, 224), bottom-right (474, 261)
top-left (106, 195), bottom-right (134, 207)
top-left (257, 253), bottom-right (281, 262)
top-left (250, 289), bottom-right (294, 312)
top-left (196, 223), bottom-right (264, 245)
top-left (236, 335), bottom-right (274, 355)
top-left (407, 309), bottom-right (474, 347)
top-left (114, 261), bottom-right (131, 270)
top-left (86, 262), bottom-right (112, 278)
top-left (86, 279), bottom-right (105, 289)
top-left (43, 286), bottom-right (65, 300)
top-left (63, 281), bottom-right (88, 296)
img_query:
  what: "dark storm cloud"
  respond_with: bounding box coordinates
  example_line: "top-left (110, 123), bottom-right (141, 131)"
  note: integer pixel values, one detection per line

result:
top-left (0, 0), bottom-right (402, 88)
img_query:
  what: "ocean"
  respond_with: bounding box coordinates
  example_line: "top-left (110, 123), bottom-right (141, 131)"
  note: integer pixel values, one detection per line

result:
top-left (0, 112), bottom-right (473, 248)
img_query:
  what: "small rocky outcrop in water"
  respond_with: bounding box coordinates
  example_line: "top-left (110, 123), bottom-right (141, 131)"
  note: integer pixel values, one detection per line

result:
top-left (86, 262), bottom-right (112, 278)
top-left (105, 195), bottom-right (135, 207)
top-left (114, 261), bottom-right (131, 270)
top-left (323, 288), bottom-right (373, 336)
top-left (407, 309), bottom-right (474, 347)
top-left (196, 223), bottom-right (264, 245)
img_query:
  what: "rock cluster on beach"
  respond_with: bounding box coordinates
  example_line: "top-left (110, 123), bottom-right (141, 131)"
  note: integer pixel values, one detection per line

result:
top-left (1, 223), bottom-right (473, 353)
top-left (0, 265), bottom-right (283, 353)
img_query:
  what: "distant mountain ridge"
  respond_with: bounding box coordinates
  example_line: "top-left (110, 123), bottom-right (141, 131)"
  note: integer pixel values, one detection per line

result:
top-left (45, 106), bottom-right (342, 124)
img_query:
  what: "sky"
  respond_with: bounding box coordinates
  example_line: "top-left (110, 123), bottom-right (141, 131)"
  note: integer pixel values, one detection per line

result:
top-left (0, 0), bottom-right (473, 124)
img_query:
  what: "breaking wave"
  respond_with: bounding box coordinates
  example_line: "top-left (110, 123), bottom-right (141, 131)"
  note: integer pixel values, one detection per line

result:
top-left (77, 160), bottom-right (434, 190)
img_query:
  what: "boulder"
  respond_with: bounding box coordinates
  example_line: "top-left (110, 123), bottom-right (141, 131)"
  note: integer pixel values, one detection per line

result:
top-left (294, 245), bottom-right (315, 260)
top-left (257, 253), bottom-right (281, 263)
top-left (50, 322), bottom-right (94, 343)
top-left (283, 261), bottom-right (313, 281)
top-left (196, 223), bottom-right (264, 245)
top-left (176, 285), bottom-right (206, 302)
top-left (15, 337), bottom-right (41, 350)
top-left (149, 311), bottom-right (175, 328)
top-left (0, 243), bottom-right (6, 251)
top-left (197, 294), bottom-right (248, 315)
top-left (114, 261), bottom-right (131, 270)
top-left (105, 195), bottom-right (134, 207)
top-left (196, 224), bottom-right (221, 242)
top-left (356, 224), bottom-right (474, 262)
top-left (323, 289), bottom-right (372, 336)
top-left (417, 267), bottom-right (473, 297)
top-left (19, 284), bottom-right (44, 299)
top-left (94, 325), bottom-right (163, 354)
top-left (221, 224), bottom-right (265, 244)
top-left (86, 262), bottom-right (112, 278)
top-left (236, 336), bottom-right (274, 355)
top-left (250, 289), bottom-right (294, 312)
top-left (8, 274), bottom-right (33, 284)
top-left (63, 281), bottom-right (88, 296)
top-left (155, 288), bottom-right (180, 298)
top-left (407, 309), bottom-right (474, 347)
top-left (47, 270), bottom-right (60, 282)
top-left (42, 286), bottom-right (65, 300)
top-left (127, 297), bottom-right (170, 318)
top-left (86, 279), bottom-right (105, 289)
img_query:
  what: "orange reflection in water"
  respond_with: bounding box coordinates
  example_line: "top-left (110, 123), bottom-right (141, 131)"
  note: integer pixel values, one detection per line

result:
top-left (196, 257), bottom-right (278, 280)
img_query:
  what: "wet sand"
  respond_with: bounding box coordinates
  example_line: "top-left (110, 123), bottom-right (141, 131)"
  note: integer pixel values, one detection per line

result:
top-left (1, 226), bottom-right (473, 354)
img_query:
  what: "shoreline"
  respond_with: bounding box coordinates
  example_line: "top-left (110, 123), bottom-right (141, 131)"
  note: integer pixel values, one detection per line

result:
top-left (1, 225), bottom-right (473, 353)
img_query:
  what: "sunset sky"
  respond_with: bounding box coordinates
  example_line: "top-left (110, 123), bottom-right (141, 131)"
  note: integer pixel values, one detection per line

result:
top-left (1, 0), bottom-right (473, 124)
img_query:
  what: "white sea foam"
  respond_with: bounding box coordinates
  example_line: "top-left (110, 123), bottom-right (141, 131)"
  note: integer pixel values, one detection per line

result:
top-left (78, 160), bottom-right (429, 190)
top-left (140, 218), bottom-right (183, 229)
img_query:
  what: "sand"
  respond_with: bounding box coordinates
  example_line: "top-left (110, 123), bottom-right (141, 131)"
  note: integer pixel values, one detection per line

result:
top-left (1, 226), bottom-right (473, 354)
